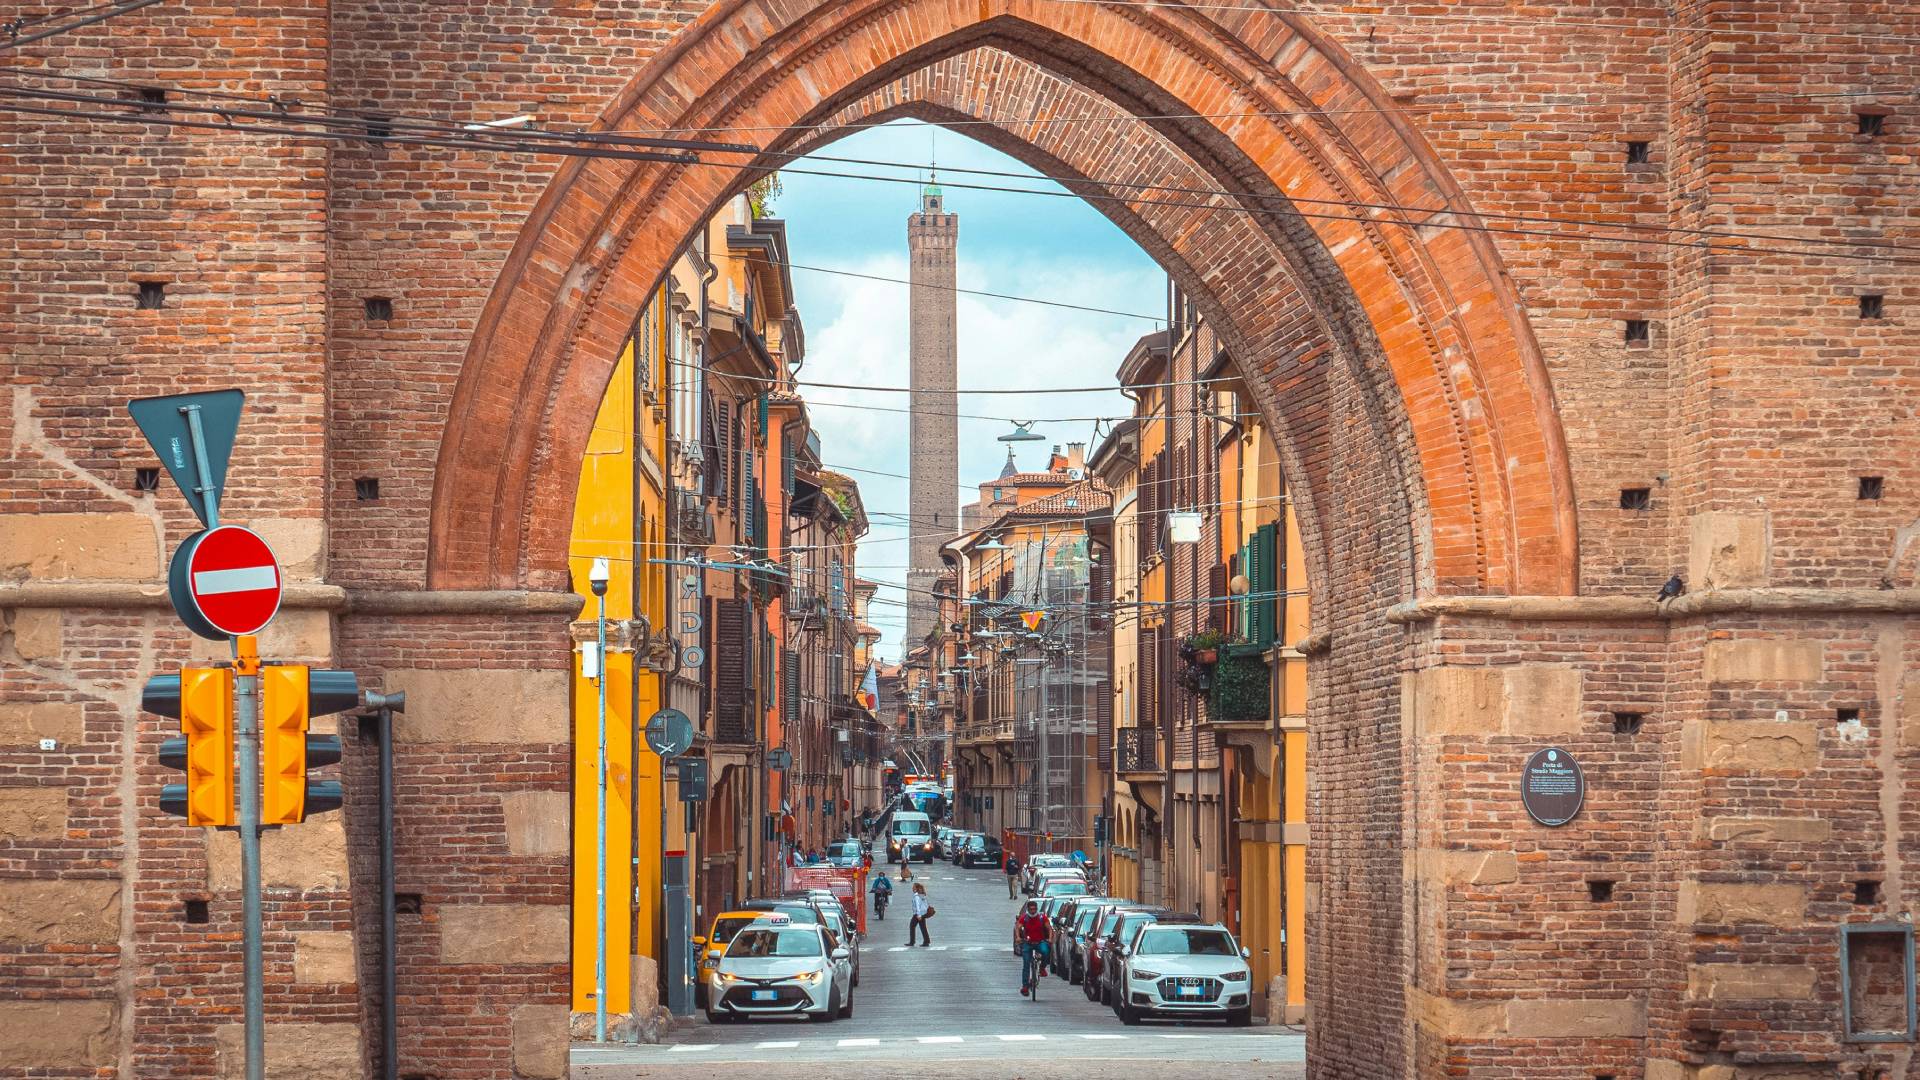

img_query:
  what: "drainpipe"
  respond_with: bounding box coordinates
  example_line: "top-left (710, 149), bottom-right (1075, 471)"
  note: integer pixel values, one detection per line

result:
top-left (361, 689), bottom-right (406, 1080)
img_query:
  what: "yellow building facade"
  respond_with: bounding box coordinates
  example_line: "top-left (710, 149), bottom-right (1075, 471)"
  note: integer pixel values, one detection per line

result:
top-left (568, 297), bottom-right (672, 1017)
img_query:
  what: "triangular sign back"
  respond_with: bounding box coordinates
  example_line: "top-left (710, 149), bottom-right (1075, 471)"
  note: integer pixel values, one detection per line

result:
top-left (127, 390), bottom-right (245, 528)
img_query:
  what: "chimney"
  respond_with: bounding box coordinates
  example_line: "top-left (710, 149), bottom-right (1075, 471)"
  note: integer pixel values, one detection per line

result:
top-left (1049, 444), bottom-right (1066, 472)
top-left (1066, 442), bottom-right (1086, 473)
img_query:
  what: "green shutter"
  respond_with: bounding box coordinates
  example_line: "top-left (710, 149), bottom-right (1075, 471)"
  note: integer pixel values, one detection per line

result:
top-left (1249, 524), bottom-right (1278, 647)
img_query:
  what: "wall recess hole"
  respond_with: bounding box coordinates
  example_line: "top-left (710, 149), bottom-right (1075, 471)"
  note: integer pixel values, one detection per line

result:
top-left (1842, 925), bottom-right (1914, 1040)
top-left (1618, 487), bottom-right (1652, 511)
top-left (356, 713), bottom-right (381, 740)
top-left (1857, 880), bottom-right (1882, 905)
top-left (1587, 880), bottom-right (1615, 902)
top-left (1625, 140), bottom-right (1650, 164)
top-left (1839, 708), bottom-right (1863, 725)
top-left (1624, 319), bottom-right (1650, 346)
top-left (364, 296), bottom-right (393, 321)
top-left (1612, 712), bottom-right (1644, 735)
top-left (134, 466), bottom-right (160, 492)
top-left (395, 892), bottom-right (423, 915)
top-left (183, 898), bottom-right (210, 924)
top-left (1858, 112), bottom-right (1887, 137)
top-left (1859, 476), bottom-right (1885, 501)
top-left (354, 477), bottom-right (381, 501)
top-left (1860, 295), bottom-right (1885, 319)
top-left (361, 113), bottom-right (394, 140)
top-left (136, 281), bottom-right (166, 310)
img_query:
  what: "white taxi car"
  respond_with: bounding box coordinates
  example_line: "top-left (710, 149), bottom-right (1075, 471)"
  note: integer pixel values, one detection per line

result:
top-left (704, 915), bottom-right (854, 1024)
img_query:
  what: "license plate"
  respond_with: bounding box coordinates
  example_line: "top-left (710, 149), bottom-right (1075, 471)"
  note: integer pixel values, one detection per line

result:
top-left (1178, 985), bottom-right (1205, 996)
top-left (751, 990), bottom-right (776, 1001)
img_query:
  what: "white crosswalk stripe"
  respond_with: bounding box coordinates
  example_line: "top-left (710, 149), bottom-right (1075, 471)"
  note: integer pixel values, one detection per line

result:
top-left (756, 1041), bottom-right (799, 1049)
top-left (837, 1038), bottom-right (881, 1047)
top-left (667, 1044), bottom-right (714, 1052)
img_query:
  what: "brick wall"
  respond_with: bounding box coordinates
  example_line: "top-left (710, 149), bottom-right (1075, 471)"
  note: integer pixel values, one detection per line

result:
top-left (3, 1), bottom-right (1916, 1078)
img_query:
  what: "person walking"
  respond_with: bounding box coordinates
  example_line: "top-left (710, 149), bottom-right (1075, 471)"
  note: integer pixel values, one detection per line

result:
top-left (907, 882), bottom-right (933, 947)
top-left (1004, 851), bottom-right (1022, 899)
top-left (1016, 899), bottom-right (1050, 996)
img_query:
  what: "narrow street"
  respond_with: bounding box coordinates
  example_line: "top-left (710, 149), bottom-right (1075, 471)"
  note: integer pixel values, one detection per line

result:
top-left (570, 864), bottom-right (1305, 1078)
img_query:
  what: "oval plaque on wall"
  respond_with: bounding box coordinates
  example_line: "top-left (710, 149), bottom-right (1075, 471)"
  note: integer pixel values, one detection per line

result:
top-left (1521, 747), bottom-right (1585, 827)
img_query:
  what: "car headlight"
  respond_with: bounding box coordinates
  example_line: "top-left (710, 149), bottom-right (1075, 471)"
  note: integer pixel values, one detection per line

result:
top-left (716, 971), bottom-right (740, 983)
top-left (701, 956), bottom-right (718, 969)
top-left (1131, 969), bottom-right (1162, 981)
top-left (1223, 970), bottom-right (1249, 982)
top-left (796, 967), bottom-right (827, 984)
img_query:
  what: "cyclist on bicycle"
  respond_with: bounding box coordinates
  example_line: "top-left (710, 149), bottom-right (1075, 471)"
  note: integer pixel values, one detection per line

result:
top-left (1016, 900), bottom-right (1051, 998)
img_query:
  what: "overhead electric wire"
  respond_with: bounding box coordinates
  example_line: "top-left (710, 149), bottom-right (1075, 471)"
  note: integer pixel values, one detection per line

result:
top-left (1, 0), bottom-right (164, 50)
top-left (4, 77), bottom-right (1916, 265)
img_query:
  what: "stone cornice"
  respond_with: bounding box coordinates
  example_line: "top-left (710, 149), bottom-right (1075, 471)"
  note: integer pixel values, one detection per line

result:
top-left (1387, 588), bottom-right (1920, 625)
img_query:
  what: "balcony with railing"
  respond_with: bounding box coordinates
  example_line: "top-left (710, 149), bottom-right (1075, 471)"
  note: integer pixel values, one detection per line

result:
top-left (1116, 725), bottom-right (1159, 778)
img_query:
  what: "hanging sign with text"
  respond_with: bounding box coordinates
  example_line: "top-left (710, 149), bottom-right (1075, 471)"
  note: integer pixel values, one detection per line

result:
top-left (1520, 747), bottom-right (1585, 827)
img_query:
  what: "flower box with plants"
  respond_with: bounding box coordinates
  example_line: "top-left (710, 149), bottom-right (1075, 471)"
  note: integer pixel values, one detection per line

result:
top-left (1207, 641), bottom-right (1270, 724)
top-left (1180, 629), bottom-right (1228, 667)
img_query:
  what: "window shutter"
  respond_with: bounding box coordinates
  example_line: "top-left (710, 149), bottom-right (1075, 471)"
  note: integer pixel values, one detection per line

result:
top-left (715, 399), bottom-right (734, 506)
top-left (783, 648), bottom-right (801, 724)
top-left (1096, 679), bottom-right (1113, 769)
top-left (1250, 523), bottom-right (1278, 647)
top-left (714, 597), bottom-right (750, 742)
top-left (1139, 626), bottom-right (1158, 735)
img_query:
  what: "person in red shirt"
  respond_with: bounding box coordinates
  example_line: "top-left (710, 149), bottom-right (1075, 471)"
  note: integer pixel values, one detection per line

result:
top-left (1015, 900), bottom-right (1051, 997)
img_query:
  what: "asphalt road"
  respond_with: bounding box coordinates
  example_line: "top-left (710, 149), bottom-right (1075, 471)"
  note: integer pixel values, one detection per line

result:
top-left (572, 858), bottom-right (1306, 1078)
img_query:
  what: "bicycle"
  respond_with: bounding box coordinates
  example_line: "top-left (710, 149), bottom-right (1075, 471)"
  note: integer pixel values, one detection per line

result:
top-left (1021, 941), bottom-right (1050, 1000)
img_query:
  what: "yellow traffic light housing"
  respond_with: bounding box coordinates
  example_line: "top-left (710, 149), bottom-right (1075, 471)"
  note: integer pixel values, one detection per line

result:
top-left (180, 666), bottom-right (235, 826)
top-left (260, 666), bottom-right (353, 825)
top-left (261, 665), bottom-right (310, 826)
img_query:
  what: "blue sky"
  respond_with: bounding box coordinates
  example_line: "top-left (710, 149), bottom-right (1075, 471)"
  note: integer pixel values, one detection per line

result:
top-left (773, 120), bottom-right (1166, 661)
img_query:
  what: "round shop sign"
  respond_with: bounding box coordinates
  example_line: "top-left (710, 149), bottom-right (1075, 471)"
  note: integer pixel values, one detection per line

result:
top-left (1520, 747), bottom-right (1585, 827)
top-left (644, 708), bottom-right (694, 758)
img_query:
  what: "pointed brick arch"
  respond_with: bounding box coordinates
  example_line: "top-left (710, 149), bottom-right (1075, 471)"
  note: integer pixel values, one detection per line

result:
top-left (429, 0), bottom-right (1578, 600)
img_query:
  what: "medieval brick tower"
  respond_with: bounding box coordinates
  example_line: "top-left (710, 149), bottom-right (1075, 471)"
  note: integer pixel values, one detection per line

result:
top-left (905, 182), bottom-right (958, 649)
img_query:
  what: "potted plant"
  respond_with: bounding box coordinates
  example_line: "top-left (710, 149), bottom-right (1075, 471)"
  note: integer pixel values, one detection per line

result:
top-left (1183, 628), bottom-right (1227, 666)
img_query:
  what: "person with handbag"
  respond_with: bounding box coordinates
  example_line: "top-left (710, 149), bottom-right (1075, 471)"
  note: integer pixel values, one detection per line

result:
top-left (907, 882), bottom-right (933, 946)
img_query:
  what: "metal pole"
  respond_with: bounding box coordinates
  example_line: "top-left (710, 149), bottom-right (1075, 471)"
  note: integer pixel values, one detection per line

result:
top-left (233, 635), bottom-right (264, 1080)
top-left (180, 404), bottom-right (221, 526)
top-left (595, 591), bottom-right (609, 1043)
top-left (379, 705), bottom-right (398, 1080)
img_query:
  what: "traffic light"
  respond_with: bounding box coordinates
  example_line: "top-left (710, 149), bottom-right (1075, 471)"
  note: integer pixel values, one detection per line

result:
top-left (145, 667), bottom-right (236, 825)
top-left (260, 666), bottom-right (358, 825)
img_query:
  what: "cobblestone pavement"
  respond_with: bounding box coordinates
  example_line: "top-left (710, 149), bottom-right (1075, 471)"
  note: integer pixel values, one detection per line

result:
top-left (572, 862), bottom-right (1306, 1077)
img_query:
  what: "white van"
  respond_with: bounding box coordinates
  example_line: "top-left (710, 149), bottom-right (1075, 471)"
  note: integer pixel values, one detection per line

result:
top-left (888, 811), bottom-right (934, 863)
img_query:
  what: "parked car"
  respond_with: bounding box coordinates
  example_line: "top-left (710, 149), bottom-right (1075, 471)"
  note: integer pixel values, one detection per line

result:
top-left (1022, 853), bottom-right (1072, 892)
top-left (826, 839), bottom-right (864, 868)
top-left (704, 916), bottom-right (854, 1024)
top-left (694, 909), bottom-right (774, 1008)
top-left (955, 832), bottom-right (1001, 867)
top-left (1065, 899), bottom-right (1127, 984)
top-left (1038, 877), bottom-right (1090, 901)
top-left (1028, 866), bottom-right (1087, 897)
top-left (1111, 921), bottom-right (1254, 1026)
top-left (814, 897), bottom-right (861, 986)
top-left (1084, 905), bottom-right (1163, 1002)
top-left (1097, 910), bottom-right (1195, 1007)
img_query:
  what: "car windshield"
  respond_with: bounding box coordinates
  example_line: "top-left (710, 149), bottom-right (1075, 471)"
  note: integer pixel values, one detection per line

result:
top-left (1114, 915), bottom-right (1152, 940)
top-left (1135, 928), bottom-right (1237, 956)
top-left (1032, 855), bottom-right (1068, 867)
top-left (711, 916), bottom-right (757, 945)
top-left (965, 836), bottom-right (986, 849)
top-left (893, 820), bottom-right (930, 836)
top-left (726, 928), bottom-right (824, 958)
top-left (830, 843), bottom-right (859, 858)
top-left (749, 904), bottom-right (821, 924)
top-left (1075, 907), bottom-right (1105, 933)
top-left (1044, 881), bottom-right (1088, 896)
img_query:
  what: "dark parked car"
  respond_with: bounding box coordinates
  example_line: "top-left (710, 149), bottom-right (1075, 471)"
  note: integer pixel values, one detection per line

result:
top-left (1065, 899), bottom-right (1128, 983)
top-left (954, 832), bottom-right (1001, 867)
top-left (1051, 896), bottom-right (1115, 979)
top-left (1083, 904), bottom-right (1164, 1002)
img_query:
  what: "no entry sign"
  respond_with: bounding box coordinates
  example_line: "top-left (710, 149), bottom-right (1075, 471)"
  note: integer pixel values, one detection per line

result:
top-left (168, 526), bottom-right (283, 640)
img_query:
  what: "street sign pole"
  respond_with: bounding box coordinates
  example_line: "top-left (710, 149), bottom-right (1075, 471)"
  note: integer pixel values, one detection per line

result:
top-left (181, 403), bottom-right (222, 526)
top-left (233, 634), bottom-right (265, 1080)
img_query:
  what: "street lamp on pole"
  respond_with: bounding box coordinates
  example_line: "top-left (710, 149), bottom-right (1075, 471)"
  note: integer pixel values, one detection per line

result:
top-left (588, 557), bottom-right (611, 1044)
